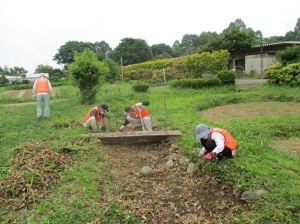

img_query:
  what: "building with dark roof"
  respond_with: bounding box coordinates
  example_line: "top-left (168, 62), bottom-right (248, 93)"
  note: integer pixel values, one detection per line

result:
top-left (230, 41), bottom-right (300, 74)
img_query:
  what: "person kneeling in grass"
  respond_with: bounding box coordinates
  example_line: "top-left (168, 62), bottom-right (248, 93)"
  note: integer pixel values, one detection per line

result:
top-left (119, 101), bottom-right (153, 131)
top-left (195, 124), bottom-right (238, 162)
top-left (83, 104), bottom-right (109, 133)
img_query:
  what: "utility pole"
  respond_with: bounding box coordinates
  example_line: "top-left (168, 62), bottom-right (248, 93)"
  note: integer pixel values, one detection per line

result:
top-left (120, 57), bottom-right (123, 79)
top-left (260, 36), bottom-right (263, 75)
top-left (105, 50), bottom-right (110, 59)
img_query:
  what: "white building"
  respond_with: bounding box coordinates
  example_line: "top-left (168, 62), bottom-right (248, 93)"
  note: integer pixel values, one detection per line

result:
top-left (4, 73), bottom-right (49, 83)
top-left (25, 73), bottom-right (49, 82)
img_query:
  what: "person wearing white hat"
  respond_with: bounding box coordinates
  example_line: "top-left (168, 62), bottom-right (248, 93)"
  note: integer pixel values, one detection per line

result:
top-left (195, 124), bottom-right (238, 161)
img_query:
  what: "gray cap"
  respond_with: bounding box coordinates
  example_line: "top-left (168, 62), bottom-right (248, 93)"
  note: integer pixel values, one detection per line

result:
top-left (195, 124), bottom-right (212, 140)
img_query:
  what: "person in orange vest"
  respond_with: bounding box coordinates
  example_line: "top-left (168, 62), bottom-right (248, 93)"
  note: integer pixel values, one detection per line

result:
top-left (195, 124), bottom-right (238, 161)
top-left (83, 104), bottom-right (109, 133)
top-left (119, 101), bottom-right (153, 131)
top-left (32, 74), bottom-right (54, 119)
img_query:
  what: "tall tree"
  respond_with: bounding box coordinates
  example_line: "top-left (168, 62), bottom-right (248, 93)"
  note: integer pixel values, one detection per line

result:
top-left (198, 32), bottom-right (219, 46)
top-left (171, 40), bottom-right (181, 57)
top-left (285, 17), bottom-right (300, 41)
top-left (53, 41), bottom-right (94, 65)
top-left (35, 64), bottom-right (64, 78)
top-left (264, 36), bottom-right (285, 44)
top-left (201, 18), bottom-right (256, 53)
top-left (151, 43), bottom-right (174, 58)
top-left (35, 64), bottom-right (54, 74)
top-left (93, 41), bottom-right (112, 60)
top-left (5, 67), bottom-right (28, 77)
top-left (110, 38), bottom-right (153, 66)
top-left (180, 34), bottom-right (200, 55)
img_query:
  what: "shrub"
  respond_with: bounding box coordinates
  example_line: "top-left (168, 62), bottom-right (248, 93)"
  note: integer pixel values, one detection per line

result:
top-left (132, 81), bottom-right (149, 92)
top-left (49, 76), bottom-right (60, 82)
top-left (68, 50), bottom-right (109, 105)
top-left (216, 70), bottom-right (236, 85)
top-left (21, 79), bottom-right (30, 84)
top-left (264, 62), bottom-right (300, 86)
top-left (169, 78), bottom-right (221, 89)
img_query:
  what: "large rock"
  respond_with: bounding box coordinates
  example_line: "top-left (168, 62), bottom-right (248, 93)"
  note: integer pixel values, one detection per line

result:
top-left (241, 189), bottom-right (267, 200)
top-left (141, 166), bottom-right (153, 176)
top-left (179, 157), bottom-right (189, 166)
top-left (187, 162), bottom-right (196, 175)
top-left (165, 160), bottom-right (174, 168)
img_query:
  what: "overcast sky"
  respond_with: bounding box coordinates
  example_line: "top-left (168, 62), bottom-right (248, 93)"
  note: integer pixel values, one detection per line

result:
top-left (1, 0), bottom-right (299, 74)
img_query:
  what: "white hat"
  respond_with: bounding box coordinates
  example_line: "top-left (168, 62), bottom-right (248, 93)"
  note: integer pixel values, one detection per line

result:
top-left (195, 124), bottom-right (212, 140)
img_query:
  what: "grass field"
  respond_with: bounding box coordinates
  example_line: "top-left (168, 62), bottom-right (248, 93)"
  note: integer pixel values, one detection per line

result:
top-left (0, 82), bottom-right (299, 223)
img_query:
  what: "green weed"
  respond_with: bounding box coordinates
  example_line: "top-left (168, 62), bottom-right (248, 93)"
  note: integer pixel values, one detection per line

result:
top-left (0, 83), bottom-right (300, 223)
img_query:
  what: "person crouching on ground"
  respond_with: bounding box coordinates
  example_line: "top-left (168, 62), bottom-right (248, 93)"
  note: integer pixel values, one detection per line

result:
top-left (119, 101), bottom-right (153, 131)
top-left (195, 124), bottom-right (238, 161)
top-left (84, 104), bottom-right (110, 133)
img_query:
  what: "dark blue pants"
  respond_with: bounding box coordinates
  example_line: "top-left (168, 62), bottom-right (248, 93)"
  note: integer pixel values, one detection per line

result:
top-left (200, 139), bottom-right (233, 159)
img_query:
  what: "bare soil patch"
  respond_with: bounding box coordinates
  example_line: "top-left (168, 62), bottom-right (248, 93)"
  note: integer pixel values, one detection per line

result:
top-left (271, 138), bottom-right (300, 155)
top-left (97, 141), bottom-right (247, 223)
top-left (201, 102), bottom-right (300, 122)
top-left (0, 89), bottom-right (32, 98)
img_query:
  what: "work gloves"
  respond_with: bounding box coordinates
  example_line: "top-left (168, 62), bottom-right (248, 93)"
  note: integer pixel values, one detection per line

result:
top-left (32, 95), bottom-right (36, 100)
top-left (204, 151), bottom-right (215, 160)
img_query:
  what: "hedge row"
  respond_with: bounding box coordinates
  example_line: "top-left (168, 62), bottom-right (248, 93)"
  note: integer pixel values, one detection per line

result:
top-left (123, 50), bottom-right (230, 82)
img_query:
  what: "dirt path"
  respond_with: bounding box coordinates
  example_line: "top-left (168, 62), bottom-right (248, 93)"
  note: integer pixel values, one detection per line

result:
top-left (98, 142), bottom-right (247, 223)
top-left (235, 79), bottom-right (267, 85)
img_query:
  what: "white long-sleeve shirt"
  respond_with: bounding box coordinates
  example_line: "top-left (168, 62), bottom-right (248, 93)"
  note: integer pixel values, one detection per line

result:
top-left (199, 132), bottom-right (226, 155)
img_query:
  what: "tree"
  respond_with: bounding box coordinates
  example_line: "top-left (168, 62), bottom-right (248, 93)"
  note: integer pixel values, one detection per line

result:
top-left (284, 17), bottom-right (300, 41)
top-left (201, 19), bottom-right (256, 53)
top-left (104, 58), bottom-right (121, 83)
top-left (276, 45), bottom-right (300, 66)
top-left (110, 38), bottom-right (153, 66)
top-left (53, 41), bottom-right (112, 70)
top-left (53, 41), bottom-right (94, 66)
top-left (93, 41), bottom-right (112, 60)
top-left (198, 32), bottom-right (218, 46)
top-left (171, 40), bottom-right (181, 57)
top-left (68, 50), bottom-right (109, 105)
top-left (52, 68), bottom-right (65, 78)
top-left (0, 75), bottom-right (9, 86)
top-left (180, 34), bottom-right (200, 55)
top-left (1, 66), bottom-right (28, 77)
top-left (264, 36), bottom-right (285, 44)
top-left (35, 64), bottom-right (64, 78)
top-left (151, 43), bottom-right (174, 58)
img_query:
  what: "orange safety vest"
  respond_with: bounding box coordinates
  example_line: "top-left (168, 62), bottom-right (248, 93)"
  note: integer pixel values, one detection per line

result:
top-left (84, 107), bottom-right (103, 122)
top-left (210, 128), bottom-right (238, 150)
top-left (36, 77), bottom-right (50, 93)
top-left (129, 105), bottom-right (149, 119)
